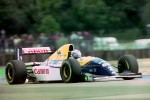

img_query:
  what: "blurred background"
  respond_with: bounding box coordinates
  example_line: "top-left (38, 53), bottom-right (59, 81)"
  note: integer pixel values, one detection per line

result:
top-left (0, 0), bottom-right (150, 65)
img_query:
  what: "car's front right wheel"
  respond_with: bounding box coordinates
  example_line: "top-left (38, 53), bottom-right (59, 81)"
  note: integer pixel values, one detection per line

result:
top-left (118, 54), bottom-right (139, 80)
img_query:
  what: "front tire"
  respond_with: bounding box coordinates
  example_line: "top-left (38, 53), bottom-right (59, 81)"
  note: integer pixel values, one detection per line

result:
top-left (5, 60), bottom-right (27, 84)
top-left (118, 54), bottom-right (139, 80)
top-left (60, 58), bottom-right (81, 83)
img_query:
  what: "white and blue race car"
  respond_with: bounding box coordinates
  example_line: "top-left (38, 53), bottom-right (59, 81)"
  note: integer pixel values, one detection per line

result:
top-left (5, 44), bottom-right (142, 84)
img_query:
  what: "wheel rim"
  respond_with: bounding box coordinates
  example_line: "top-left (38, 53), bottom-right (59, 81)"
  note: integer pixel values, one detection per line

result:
top-left (6, 64), bottom-right (14, 83)
top-left (8, 67), bottom-right (13, 79)
top-left (63, 64), bottom-right (72, 81)
top-left (63, 65), bottom-right (70, 78)
top-left (118, 61), bottom-right (127, 73)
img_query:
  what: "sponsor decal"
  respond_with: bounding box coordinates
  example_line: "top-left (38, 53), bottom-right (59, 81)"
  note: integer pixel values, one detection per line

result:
top-left (34, 68), bottom-right (49, 74)
top-left (42, 60), bottom-right (63, 67)
top-left (22, 47), bottom-right (51, 54)
top-left (99, 61), bottom-right (116, 75)
top-left (102, 62), bottom-right (110, 67)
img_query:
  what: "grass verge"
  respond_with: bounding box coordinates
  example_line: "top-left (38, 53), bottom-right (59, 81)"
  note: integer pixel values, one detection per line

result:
top-left (0, 67), bottom-right (5, 78)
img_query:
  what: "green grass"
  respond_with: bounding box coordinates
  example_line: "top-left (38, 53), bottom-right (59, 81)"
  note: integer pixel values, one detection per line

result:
top-left (0, 67), bottom-right (5, 78)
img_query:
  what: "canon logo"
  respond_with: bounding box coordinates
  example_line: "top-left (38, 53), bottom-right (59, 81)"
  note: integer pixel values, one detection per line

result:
top-left (34, 69), bottom-right (49, 74)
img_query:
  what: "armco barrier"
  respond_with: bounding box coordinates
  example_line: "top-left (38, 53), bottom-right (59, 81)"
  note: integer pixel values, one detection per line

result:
top-left (0, 49), bottom-right (150, 65)
top-left (0, 52), bottom-right (16, 66)
top-left (92, 48), bottom-right (150, 60)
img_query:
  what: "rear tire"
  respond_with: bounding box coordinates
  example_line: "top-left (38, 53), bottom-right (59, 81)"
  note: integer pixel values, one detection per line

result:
top-left (118, 54), bottom-right (139, 80)
top-left (5, 60), bottom-right (27, 84)
top-left (60, 58), bottom-right (81, 83)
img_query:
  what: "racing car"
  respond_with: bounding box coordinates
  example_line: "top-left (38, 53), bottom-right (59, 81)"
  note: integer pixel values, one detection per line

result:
top-left (5, 44), bottom-right (142, 84)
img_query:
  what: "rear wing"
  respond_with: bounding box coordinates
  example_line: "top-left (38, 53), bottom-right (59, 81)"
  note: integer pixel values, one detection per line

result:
top-left (16, 47), bottom-right (53, 60)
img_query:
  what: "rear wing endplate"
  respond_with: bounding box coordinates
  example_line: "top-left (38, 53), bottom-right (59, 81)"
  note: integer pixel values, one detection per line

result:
top-left (16, 47), bottom-right (53, 60)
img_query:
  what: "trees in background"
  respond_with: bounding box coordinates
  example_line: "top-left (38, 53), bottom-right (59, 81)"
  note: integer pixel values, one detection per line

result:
top-left (0, 0), bottom-right (149, 36)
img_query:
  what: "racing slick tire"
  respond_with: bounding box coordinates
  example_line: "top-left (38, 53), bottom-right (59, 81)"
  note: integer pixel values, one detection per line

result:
top-left (60, 58), bottom-right (81, 83)
top-left (118, 54), bottom-right (139, 80)
top-left (5, 60), bottom-right (27, 84)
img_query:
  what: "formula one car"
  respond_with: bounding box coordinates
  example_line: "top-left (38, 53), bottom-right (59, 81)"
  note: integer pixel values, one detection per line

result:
top-left (5, 44), bottom-right (142, 84)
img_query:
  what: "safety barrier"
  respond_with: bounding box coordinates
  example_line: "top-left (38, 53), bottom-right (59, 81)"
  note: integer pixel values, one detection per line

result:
top-left (0, 49), bottom-right (150, 66)
top-left (91, 48), bottom-right (150, 60)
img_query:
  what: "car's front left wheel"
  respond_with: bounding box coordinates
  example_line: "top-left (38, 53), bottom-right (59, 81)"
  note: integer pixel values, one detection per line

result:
top-left (60, 58), bottom-right (81, 83)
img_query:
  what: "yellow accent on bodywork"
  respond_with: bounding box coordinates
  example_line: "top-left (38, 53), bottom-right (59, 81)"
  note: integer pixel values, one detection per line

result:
top-left (47, 44), bottom-right (74, 60)
top-left (77, 57), bottom-right (97, 66)
top-left (46, 44), bottom-right (96, 67)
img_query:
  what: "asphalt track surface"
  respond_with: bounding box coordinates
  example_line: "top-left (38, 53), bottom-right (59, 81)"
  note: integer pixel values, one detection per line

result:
top-left (0, 59), bottom-right (150, 100)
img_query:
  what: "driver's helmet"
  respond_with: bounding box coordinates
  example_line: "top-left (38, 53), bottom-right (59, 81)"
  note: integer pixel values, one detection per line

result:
top-left (71, 49), bottom-right (81, 59)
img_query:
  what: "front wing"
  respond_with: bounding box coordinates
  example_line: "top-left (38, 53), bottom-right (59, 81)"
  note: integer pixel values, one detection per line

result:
top-left (82, 73), bottom-right (142, 82)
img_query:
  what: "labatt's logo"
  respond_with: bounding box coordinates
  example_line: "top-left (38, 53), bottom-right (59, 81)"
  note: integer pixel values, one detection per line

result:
top-left (34, 68), bottom-right (49, 74)
top-left (22, 47), bottom-right (50, 54)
